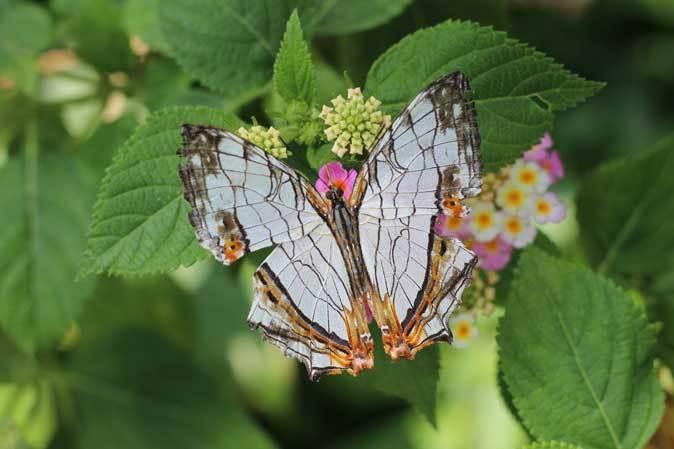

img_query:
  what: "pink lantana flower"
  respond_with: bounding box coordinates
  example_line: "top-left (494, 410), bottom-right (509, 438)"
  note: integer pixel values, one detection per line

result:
top-left (533, 192), bottom-right (566, 224)
top-left (501, 214), bottom-right (537, 248)
top-left (524, 133), bottom-right (564, 183)
top-left (533, 132), bottom-right (554, 152)
top-left (315, 162), bottom-right (358, 200)
top-left (473, 238), bottom-right (513, 271)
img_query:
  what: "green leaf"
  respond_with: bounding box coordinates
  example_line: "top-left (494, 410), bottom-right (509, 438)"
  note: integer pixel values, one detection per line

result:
top-left (299, 0), bottom-right (413, 36)
top-left (137, 58), bottom-right (192, 110)
top-left (0, 3), bottom-right (52, 54)
top-left (649, 271), bottom-right (674, 371)
top-left (359, 334), bottom-right (439, 425)
top-left (364, 20), bottom-right (604, 169)
top-left (521, 442), bottom-right (583, 449)
top-left (315, 61), bottom-right (347, 105)
top-left (0, 2), bottom-right (53, 95)
top-left (577, 133), bottom-right (674, 278)
top-left (0, 381), bottom-right (58, 449)
top-left (79, 115), bottom-right (139, 184)
top-left (273, 10), bottom-right (316, 105)
top-left (159, 0), bottom-right (290, 97)
top-left (78, 276), bottom-right (195, 346)
top-left (80, 106), bottom-right (243, 277)
top-left (493, 232), bottom-right (559, 306)
top-left (0, 144), bottom-right (95, 351)
top-left (194, 264), bottom-right (251, 350)
top-left (306, 143), bottom-right (339, 172)
top-left (323, 416), bottom-right (413, 449)
top-left (498, 248), bottom-right (664, 449)
top-left (63, 0), bottom-right (136, 72)
top-left (70, 328), bottom-right (277, 449)
top-left (122, 0), bottom-right (170, 54)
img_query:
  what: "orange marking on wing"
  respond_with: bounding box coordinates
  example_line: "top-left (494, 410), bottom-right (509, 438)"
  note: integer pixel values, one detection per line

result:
top-left (372, 237), bottom-right (466, 361)
top-left (442, 193), bottom-right (465, 217)
top-left (349, 175), bottom-right (368, 208)
top-left (223, 236), bottom-right (245, 263)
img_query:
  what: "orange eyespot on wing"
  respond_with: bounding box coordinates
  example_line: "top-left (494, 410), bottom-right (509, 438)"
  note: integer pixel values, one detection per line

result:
top-left (222, 235), bottom-right (246, 264)
top-left (178, 124), bottom-right (324, 266)
top-left (442, 193), bottom-right (466, 217)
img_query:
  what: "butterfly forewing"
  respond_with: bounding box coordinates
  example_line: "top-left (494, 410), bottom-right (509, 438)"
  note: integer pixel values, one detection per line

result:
top-left (353, 72), bottom-right (482, 219)
top-left (179, 125), bottom-right (324, 265)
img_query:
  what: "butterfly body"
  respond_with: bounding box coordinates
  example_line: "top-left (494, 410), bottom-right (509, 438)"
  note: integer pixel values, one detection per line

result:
top-left (179, 72), bottom-right (482, 380)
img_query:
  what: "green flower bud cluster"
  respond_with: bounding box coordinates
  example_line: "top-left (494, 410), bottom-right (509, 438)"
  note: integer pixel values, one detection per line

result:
top-left (237, 125), bottom-right (290, 159)
top-left (319, 87), bottom-right (391, 157)
top-left (296, 118), bottom-right (324, 147)
top-left (273, 99), bottom-right (323, 147)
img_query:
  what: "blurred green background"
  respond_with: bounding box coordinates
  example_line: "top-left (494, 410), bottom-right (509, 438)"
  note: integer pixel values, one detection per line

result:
top-left (1, 0), bottom-right (673, 448)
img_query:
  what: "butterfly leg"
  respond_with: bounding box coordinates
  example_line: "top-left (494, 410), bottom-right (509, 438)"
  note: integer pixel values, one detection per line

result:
top-left (369, 292), bottom-right (413, 361)
top-left (342, 301), bottom-right (375, 375)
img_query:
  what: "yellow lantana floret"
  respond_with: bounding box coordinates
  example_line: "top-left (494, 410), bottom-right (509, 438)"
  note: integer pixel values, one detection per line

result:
top-left (319, 87), bottom-right (391, 157)
top-left (237, 125), bottom-right (290, 159)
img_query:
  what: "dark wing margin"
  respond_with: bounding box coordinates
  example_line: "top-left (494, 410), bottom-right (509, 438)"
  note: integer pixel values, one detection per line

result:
top-left (178, 124), bottom-right (325, 265)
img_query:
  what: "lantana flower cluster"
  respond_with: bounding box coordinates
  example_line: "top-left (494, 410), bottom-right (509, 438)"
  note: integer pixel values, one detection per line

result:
top-left (237, 125), bottom-right (290, 159)
top-left (436, 134), bottom-right (566, 337)
top-left (319, 87), bottom-right (391, 157)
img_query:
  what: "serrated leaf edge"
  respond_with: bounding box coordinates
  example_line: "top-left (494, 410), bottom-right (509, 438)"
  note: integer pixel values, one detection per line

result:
top-left (79, 106), bottom-right (234, 278)
top-left (497, 247), bottom-right (661, 448)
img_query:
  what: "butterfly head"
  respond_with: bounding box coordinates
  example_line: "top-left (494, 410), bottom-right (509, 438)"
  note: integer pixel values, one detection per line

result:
top-left (325, 185), bottom-right (345, 202)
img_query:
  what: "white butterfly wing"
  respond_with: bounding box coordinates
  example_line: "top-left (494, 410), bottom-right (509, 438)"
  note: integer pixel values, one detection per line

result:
top-left (179, 125), bottom-right (325, 265)
top-left (354, 72), bottom-right (482, 221)
top-left (248, 227), bottom-right (372, 379)
top-left (179, 126), bottom-right (371, 378)
top-left (355, 72), bottom-right (482, 356)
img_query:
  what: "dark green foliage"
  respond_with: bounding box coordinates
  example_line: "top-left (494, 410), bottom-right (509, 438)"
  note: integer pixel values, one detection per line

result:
top-left (0, 1), bottom-right (670, 448)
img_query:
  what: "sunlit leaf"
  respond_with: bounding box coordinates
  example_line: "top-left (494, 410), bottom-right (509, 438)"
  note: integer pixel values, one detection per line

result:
top-left (273, 10), bottom-right (316, 105)
top-left (498, 248), bottom-right (664, 449)
top-left (365, 20), bottom-right (604, 169)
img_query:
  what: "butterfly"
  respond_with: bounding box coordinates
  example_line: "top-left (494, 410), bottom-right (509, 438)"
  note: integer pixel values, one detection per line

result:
top-left (178, 72), bottom-right (483, 380)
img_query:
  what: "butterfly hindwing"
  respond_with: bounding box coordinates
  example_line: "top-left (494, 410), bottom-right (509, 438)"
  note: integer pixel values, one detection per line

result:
top-left (248, 229), bottom-right (373, 379)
